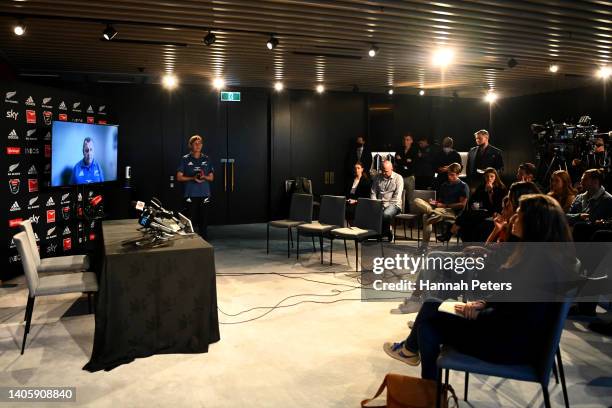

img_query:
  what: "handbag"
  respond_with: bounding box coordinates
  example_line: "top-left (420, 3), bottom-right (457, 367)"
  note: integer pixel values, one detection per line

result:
top-left (361, 373), bottom-right (458, 408)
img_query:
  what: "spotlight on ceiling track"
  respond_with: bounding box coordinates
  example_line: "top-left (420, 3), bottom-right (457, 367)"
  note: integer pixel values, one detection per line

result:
top-left (274, 81), bottom-right (284, 91)
top-left (597, 66), bottom-right (611, 79)
top-left (316, 84), bottom-right (325, 93)
top-left (102, 24), bottom-right (117, 41)
top-left (419, 89), bottom-right (425, 96)
top-left (549, 64), bottom-right (559, 73)
top-left (162, 73), bottom-right (178, 90)
top-left (432, 48), bottom-right (454, 68)
top-left (213, 77), bottom-right (225, 90)
top-left (368, 45), bottom-right (379, 58)
top-left (484, 90), bottom-right (498, 104)
top-left (266, 35), bottom-right (279, 50)
top-left (203, 31), bottom-right (216, 46)
top-left (13, 22), bottom-right (26, 36)
top-left (387, 89), bottom-right (394, 95)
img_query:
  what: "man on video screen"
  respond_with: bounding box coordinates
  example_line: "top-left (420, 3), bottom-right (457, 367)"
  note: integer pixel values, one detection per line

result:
top-left (71, 137), bottom-right (104, 184)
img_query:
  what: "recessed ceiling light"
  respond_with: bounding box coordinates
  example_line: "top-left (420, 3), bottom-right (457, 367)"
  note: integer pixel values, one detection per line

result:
top-left (162, 73), bottom-right (178, 90)
top-left (13, 23), bottom-right (26, 36)
top-left (597, 66), bottom-right (611, 79)
top-left (484, 90), bottom-right (498, 104)
top-left (387, 89), bottom-right (394, 95)
top-left (316, 84), bottom-right (324, 93)
top-left (213, 77), bottom-right (225, 89)
top-left (549, 64), bottom-right (559, 73)
top-left (432, 48), bottom-right (454, 68)
top-left (274, 81), bottom-right (284, 91)
top-left (203, 31), bottom-right (216, 46)
top-left (419, 89), bottom-right (425, 96)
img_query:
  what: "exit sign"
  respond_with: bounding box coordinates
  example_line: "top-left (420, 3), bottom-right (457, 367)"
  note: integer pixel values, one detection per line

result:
top-left (220, 91), bottom-right (241, 102)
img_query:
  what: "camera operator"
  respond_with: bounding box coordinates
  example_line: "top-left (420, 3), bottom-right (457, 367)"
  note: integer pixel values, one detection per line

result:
top-left (567, 169), bottom-right (612, 240)
top-left (571, 137), bottom-right (610, 189)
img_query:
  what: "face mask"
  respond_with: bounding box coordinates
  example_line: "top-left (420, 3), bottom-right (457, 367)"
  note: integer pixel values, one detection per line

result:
top-left (356, 142), bottom-right (364, 147)
top-left (443, 147), bottom-right (452, 153)
top-left (596, 143), bottom-right (604, 148)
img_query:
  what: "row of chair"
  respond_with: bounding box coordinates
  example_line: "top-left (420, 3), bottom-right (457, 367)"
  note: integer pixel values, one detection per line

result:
top-left (12, 220), bottom-right (98, 354)
top-left (267, 194), bottom-right (385, 271)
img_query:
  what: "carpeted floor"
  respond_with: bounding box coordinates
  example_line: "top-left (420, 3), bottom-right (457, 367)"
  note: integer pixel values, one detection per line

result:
top-left (0, 223), bottom-right (610, 407)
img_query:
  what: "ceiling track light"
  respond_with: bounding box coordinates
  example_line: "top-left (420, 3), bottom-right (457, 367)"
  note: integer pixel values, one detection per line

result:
top-left (387, 89), bottom-right (394, 95)
top-left (549, 64), bottom-right (559, 73)
top-left (419, 89), bottom-right (425, 96)
top-left (13, 21), bottom-right (26, 36)
top-left (266, 35), bottom-right (279, 50)
top-left (203, 30), bottom-right (216, 46)
top-left (102, 24), bottom-right (117, 41)
top-left (368, 45), bottom-right (379, 58)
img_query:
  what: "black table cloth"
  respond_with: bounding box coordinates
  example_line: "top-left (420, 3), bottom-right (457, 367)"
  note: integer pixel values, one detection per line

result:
top-left (84, 219), bottom-right (219, 372)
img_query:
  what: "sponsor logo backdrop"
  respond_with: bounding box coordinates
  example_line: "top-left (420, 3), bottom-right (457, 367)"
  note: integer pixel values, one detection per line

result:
top-left (1, 81), bottom-right (111, 280)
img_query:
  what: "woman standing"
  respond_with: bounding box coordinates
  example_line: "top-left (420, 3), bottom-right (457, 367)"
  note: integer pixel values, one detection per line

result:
top-left (548, 170), bottom-right (577, 212)
top-left (176, 135), bottom-right (214, 239)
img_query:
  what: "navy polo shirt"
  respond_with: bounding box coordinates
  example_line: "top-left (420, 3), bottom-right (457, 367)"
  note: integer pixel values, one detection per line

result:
top-left (71, 159), bottom-right (104, 184)
top-left (177, 153), bottom-right (214, 198)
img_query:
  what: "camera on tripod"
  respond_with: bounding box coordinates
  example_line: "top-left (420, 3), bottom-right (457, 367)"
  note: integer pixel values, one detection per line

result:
top-left (531, 116), bottom-right (610, 188)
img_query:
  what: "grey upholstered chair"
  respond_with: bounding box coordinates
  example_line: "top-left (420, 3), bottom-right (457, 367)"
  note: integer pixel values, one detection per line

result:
top-left (13, 232), bottom-right (98, 354)
top-left (19, 219), bottom-right (90, 272)
top-left (330, 198), bottom-right (383, 272)
top-left (267, 193), bottom-right (313, 257)
top-left (296, 195), bottom-right (346, 264)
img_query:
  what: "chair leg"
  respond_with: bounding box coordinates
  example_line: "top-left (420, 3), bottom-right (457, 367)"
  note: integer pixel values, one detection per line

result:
top-left (541, 383), bottom-right (552, 408)
top-left (552, 360), bottom-right (559, 384)
top-left (290, 228), bottom-right (294, 248)
top-left (444, 369), bottom-right (449, 388)
top-left (87, 292), bottom-right (93, 314)
top-left (287, 228), bottom-right (291, 258)
top-left (393, 219), bottom-right (397, 243)
top-left (311, 236), bottom-right (316, 253)
top-left (296, 230), bottom-right (300, 260)
top-left (343, 239), bottom-right (348, 262)
top-left (329, 238), bottom-right (334, 266)
top-left (21, 296), bottom-right (35, 354)
top-left (436, 368), bottom-right (443, 408)
top-left (557, 349), bottom-right (570, 408)
top-left (355, 239), bottom-right (359, 273)
top-left (319, 235), bottom-right (324, 264)
top-left (266, 224), bottom-right (270, 254)
top-left (464, 372), bottom-right (469, 401)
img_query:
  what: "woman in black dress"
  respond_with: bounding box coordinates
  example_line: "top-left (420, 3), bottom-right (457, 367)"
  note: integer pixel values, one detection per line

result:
top-left (345, 161), bottom-right (371, 224)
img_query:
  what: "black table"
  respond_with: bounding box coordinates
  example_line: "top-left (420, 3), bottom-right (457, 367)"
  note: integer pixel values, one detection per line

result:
top-left (84, 219), bottom-right (220, 372)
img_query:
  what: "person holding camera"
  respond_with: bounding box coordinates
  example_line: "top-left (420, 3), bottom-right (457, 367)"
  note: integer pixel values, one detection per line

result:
top-left (176, 134), bottom-right (214, 239)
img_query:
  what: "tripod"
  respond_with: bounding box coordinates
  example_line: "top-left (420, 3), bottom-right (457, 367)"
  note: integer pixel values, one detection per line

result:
top-left (541, 149), bottom-right (568, 187)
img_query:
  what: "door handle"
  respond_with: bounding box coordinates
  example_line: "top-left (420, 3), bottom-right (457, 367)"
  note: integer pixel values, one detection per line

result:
top-left (220, 158), bottom-right (228, 192)
top-left (228, 159), bottom-right (235, 192)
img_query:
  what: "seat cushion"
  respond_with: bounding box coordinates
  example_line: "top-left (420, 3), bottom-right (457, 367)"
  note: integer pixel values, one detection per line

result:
top-left (331, 227), bottom-right (377, 239)
top-left (269, 219), bottom-right (305, 228)
top-left (35, 272), bottom-right (98, 296)
top-left (437, 347), bottom-right (538, 382)
top-left (297, 222), bottom-right (335, 233)
top-left (39, 255), bottom-right (90, 272)
top-left (395, 214), bottom-right (418, 220)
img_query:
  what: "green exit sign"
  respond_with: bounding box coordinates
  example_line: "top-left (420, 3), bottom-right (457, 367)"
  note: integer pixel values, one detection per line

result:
top-left (220, 91), bottom-right (241, 102)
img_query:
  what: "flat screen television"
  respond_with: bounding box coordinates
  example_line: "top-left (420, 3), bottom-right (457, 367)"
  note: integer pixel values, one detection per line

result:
top-left (51, 122), bottom-right (118, 187)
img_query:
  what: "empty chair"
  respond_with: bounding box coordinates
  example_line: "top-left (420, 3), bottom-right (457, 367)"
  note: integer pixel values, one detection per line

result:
top-left (267, 193), bottom-right (313, 257)
top-left (296, 195), bottom-right (346, 263)
top-left (13, 231), bottom-right (98, 354)
top-left (393, 189), bottom-right (418, 243)
top-left (19, 219), bottom-right (90, 272)
top-left (435, 299), bottom-right (573, 408)
top-left (330, 198), bottom-right (383, 272)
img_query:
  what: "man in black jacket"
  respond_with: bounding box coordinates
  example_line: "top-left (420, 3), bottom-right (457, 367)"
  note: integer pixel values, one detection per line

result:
top-left (435, 136), bottom-right (462, 187)
top-left (346, 135), bottom-right (372, 178)
top-left (466, 129), bottom-right (504, 182)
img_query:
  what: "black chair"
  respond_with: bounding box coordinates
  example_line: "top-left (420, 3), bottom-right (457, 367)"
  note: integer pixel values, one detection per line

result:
top-left (297, 195), bottom-right (346, 264)
top-left (267, 193), bottom-right (313, 257)
top-left (395, 189), bottom-right (436, 245)
top-left (330, 198), bottom-right (383, 272)
top-left (435, 299), bottom-right (573, 408)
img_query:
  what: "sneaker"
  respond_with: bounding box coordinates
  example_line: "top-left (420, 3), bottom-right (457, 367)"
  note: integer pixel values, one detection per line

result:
top-left (383, 341), bottom-right (420, 366)
top-left (427, 213), bottom-right (442, 225)
top-left (390, 298), bottom-right (422, 314)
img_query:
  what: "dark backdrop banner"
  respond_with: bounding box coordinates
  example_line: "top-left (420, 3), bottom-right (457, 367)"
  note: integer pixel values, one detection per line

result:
top-left (1, 80), bottom-right (111, 281)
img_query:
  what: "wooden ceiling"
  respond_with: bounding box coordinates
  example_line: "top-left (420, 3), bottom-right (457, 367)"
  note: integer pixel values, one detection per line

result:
top-left (0, 0), bottom-right (611, 97)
